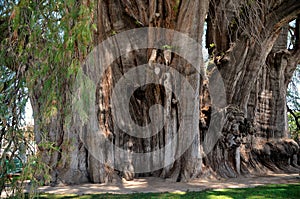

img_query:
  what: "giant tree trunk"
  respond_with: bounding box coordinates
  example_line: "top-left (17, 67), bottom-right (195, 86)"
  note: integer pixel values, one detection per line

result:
top-left (31, 0), bottom-right (209, 184)
top-left (30, 0), bottom-right (300, 185)
top-left (90, 0), bottom-right (209, 183)
top-left (205, 0), bottom-right (300, 178)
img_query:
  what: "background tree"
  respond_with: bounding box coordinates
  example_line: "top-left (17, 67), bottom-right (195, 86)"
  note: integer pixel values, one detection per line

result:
top-left (0, 1), bottom-right (47, 197)
top-left (287, 64), bottom-right (300, 137)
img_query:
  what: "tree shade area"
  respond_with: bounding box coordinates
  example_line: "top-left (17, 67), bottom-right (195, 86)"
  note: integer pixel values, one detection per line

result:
top-left (0, 0), bottom-right (300, 198)
top-left (35, 183), bottom-right (300, 199)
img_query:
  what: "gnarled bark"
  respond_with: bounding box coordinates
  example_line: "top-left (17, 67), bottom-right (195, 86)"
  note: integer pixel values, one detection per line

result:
top-left (204, 0), bottom-right (300, 178)
top-left (32, 0), bottom-right (210, 184)
top-left (31, 0), bottom-right (300, 185)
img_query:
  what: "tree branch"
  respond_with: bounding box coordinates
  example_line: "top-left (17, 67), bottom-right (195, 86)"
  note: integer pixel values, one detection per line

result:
top-left (267, 0), bottom-right (300, 30)
top-left (295, 14), bottom-right (300, 50)
top-left (287, 105), bottom-right (300, 131)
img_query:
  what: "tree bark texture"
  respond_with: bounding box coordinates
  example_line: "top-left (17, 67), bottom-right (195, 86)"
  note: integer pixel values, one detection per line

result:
top-left (31, 0), bottom-right (300, 184)
top-left (205, 0), bottom-right (300, 178)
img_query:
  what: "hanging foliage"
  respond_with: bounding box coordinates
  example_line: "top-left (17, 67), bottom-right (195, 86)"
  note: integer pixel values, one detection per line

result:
top-left (0, 0), bottom-right (94, 197)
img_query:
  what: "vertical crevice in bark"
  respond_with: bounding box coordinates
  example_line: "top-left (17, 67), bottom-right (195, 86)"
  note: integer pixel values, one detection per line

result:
top-left (172, 0), bottom-right (208, 182)
top-left (91, 0), bottom-right (209, 183)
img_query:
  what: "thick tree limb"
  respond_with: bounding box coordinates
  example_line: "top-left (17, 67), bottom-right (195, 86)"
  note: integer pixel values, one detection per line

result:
top-left (267, 0), bottom-right (300, 30)
top-left (287, 105), bottom-right (300, 131)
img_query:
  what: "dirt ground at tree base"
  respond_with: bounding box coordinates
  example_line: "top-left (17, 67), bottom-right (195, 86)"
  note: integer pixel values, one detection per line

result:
top-left (35, 173), bottom-right (300, 196)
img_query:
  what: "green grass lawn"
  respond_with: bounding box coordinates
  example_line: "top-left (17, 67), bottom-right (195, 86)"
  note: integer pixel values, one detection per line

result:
top-left (32, 183), bottom-right (300, 199)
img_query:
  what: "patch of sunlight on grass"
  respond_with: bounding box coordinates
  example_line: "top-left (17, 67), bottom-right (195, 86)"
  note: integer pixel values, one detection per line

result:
top-left (206, 195), bottom-right (233, 199)
top-left (171, 191), bottom-right (186, 195)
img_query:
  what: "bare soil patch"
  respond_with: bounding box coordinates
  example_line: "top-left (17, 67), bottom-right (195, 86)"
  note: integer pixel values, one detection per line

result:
top-left (37, 173), bottom-right (300, 195)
